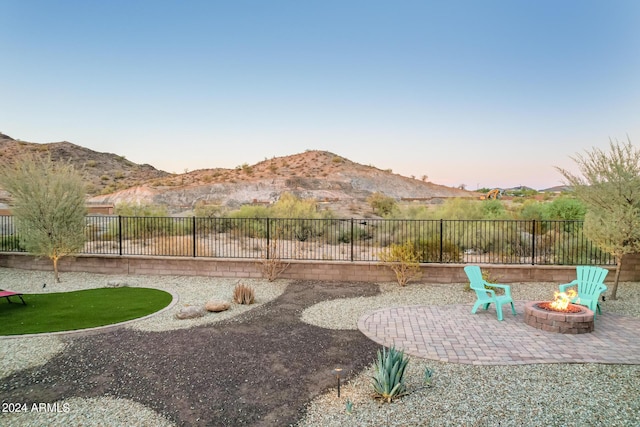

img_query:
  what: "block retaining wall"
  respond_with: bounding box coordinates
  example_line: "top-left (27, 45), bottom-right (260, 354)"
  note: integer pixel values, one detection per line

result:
top-left (2, 253), bottom-right (639, 283)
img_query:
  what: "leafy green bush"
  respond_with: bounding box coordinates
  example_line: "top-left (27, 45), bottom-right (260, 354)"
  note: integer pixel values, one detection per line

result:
top-left (194, 201), bottom-right (227, 218)
top-left (194, 202), bottom-right (231, 234)
top-left (517, 200), bottom-right (548, 221)
top-left (115, 202), bottom-right (168, 217)
top-left (367, 192), bottom-right (397, 216)
top-left (371, 346), bottom-right (409, 403)
top-left (415, 237), bottom-right (462, 262)
top-left (546, 197), bottom-right (586, 221)
top-left (228, 205), bottom-right (269, 219)
top-left (271, 192), bottom-right (318, 218)
top-left (481, 199), bottom-right (509, 219)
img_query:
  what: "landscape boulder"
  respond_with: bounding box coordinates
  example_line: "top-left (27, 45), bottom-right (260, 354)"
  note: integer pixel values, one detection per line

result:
top-left (175, 305), bottom-right (205, 320)
top-left (205, 300), bottom-right (231, 312)
top-left (106, 280), bottom-right (129, 288)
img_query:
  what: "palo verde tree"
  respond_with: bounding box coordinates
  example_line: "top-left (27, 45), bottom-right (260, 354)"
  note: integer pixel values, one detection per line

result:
top-left (0, 154), bottom-right (87, 283)
top-left (556, 137), bottom-right (640, 299)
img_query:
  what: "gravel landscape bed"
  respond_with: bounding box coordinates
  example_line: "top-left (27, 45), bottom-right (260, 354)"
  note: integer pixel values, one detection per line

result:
top-left (1, 267), bottom-right (639, 426)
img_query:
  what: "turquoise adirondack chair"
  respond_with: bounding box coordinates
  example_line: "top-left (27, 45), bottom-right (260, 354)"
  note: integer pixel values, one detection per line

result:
top-left (559, 266), bottom-right (608, 319)
top-left (464, 265), bottom-right (516, 321)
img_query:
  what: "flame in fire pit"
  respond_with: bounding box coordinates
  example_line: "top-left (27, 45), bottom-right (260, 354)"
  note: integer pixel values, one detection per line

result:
top-left (549, 289), bottom-right (578, 311)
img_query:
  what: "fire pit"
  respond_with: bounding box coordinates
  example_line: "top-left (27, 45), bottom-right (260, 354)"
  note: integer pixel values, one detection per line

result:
top-left (524, 290), bottom-right (595, 334)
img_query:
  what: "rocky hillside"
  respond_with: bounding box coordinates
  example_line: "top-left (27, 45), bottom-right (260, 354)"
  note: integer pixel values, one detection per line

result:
top-left (1, 133), bottom-right (479, 215)
top-left (89, 150), bottom-right (478, 215)
top-left (0, 133), bottom-right (170, 196)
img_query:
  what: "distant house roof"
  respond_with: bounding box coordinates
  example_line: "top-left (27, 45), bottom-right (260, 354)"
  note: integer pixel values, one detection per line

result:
top-left (505, 185), bottom-right (536, 192)
top-left (539, 185), bottom-right (573, 193)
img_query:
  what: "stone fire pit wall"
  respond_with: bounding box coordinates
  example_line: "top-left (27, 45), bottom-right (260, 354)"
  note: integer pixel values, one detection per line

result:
top-left (524, 301), bottom-right (595, 334)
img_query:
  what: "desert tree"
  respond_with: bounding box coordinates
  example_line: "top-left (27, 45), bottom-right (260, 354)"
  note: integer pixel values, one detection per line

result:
top-left (0, 154), bottom-right (87, 282)
top-left (556, 137), bottom-right (640, 299)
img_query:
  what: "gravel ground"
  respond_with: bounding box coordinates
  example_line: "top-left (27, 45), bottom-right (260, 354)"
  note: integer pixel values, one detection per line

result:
top-left (0, 268), bottom-right (289, 378)
top-left (299, 281), bottom-right (640, 427)
top-left (1, 267), bottom-right (639, 426)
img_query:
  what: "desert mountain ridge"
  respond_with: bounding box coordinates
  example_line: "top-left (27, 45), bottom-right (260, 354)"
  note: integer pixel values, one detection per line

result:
top-left (0, 132), bottom-right (170, 196)
top-left (0, 132), bottom-right (479, 214)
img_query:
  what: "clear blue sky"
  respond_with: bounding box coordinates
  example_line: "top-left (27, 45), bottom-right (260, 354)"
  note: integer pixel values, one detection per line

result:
top-left (2, 0), bottom-right (638, 190)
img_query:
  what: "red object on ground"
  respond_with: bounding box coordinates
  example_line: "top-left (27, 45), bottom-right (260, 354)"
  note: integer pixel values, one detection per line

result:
top-left (0, 290), bottom-right (26, 305)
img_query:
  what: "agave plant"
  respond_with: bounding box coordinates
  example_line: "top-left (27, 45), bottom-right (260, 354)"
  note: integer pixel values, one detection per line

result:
top-left (371, 345), bottom-right (409, 403)
top-left (345, 398), bottom-right (353, 415)
top-left (423, 366), bottom-right (433, 387)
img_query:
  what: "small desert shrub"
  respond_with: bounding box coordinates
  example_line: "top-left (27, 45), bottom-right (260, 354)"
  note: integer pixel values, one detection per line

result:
top-left (258, 239), bottom-right (290, 281)
top-left (335, 225), bottom-right (371, 244)
top-left (378, 240), bottom-right (422, 286)
top-left (233, 283), bottom-right (255, 304)
top-left (367, 192), bottom-right (397, 216)
top-left (415, 237), bottom-right (462, 262)
top-left (194, 201), bottom-right (227, 221)
top-left (371, 346), bottom-right (409, 403)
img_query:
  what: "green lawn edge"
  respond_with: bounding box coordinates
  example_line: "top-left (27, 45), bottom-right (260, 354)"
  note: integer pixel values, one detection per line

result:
top-left (0, 287), bottom-right (173, 335)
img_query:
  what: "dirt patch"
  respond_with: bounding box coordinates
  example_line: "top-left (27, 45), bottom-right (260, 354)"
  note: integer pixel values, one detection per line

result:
top-left (0, 281), bottom-right (381, 426)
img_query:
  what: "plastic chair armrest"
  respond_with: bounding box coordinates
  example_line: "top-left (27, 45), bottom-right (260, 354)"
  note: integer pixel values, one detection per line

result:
top-left (483, 288), bottom-right (497, 298)
top-left (486, 283), bottom-right (509, 290)
top-left (559, 281), bottom-right (578, 292)
top-left (486, 283), bottom-right (511, 297)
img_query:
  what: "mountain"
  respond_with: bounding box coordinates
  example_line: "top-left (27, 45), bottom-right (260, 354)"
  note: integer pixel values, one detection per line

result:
top-left (89, 150), bottom-right (478, 215)
top-left (0, 133), bottom-right (479, 215)
top-left (0, 133), bottom-right (170, 196)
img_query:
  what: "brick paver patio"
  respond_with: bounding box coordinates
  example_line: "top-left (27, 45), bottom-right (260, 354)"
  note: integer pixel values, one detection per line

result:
top-left (357, 301), bottom-right (640, 365)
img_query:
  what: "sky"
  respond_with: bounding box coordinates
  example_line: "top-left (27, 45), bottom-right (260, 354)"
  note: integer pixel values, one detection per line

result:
top-left (1, 0), bottom-right (639, 190)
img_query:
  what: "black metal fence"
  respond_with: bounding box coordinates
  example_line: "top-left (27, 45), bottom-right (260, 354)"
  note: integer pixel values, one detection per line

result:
top-left (0, 215), bottom-right (615, 265)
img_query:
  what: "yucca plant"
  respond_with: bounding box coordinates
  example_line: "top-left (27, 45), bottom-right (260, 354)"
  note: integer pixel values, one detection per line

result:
top-left (233, 283), bottom-right (255, 304)
top-left (371, 346), bottom-right (409, 403)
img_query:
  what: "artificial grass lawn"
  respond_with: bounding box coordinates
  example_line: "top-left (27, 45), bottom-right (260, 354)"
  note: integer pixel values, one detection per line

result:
top-left (0, 287), bottom-right (172, 335)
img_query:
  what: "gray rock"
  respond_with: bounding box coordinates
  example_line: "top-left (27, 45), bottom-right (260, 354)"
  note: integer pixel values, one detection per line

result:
top-left (175, 305), bottom-right (205, 319)
top-left (106, 280), bottom-right (129, 288)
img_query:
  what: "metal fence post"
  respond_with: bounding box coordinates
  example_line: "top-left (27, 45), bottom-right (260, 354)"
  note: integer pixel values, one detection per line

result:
top-left (350, 218), bottom-right (354, 262)
top-left (266, 217), bottom-right (270, 260)
top-left (531, 220), bottom-right (536, 265)
top-left (439, 219), bottom-right (443, 263)
top-left (192, 216), bottom-right (197, 257)
top-left (118, 215), bottom-right (123, 256)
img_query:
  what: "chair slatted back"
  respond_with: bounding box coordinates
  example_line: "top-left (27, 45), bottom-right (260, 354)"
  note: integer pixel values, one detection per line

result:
top-left (576, 266), bottom-right (608, 297)
top-left (465, 265), bottom-right (492, 301)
